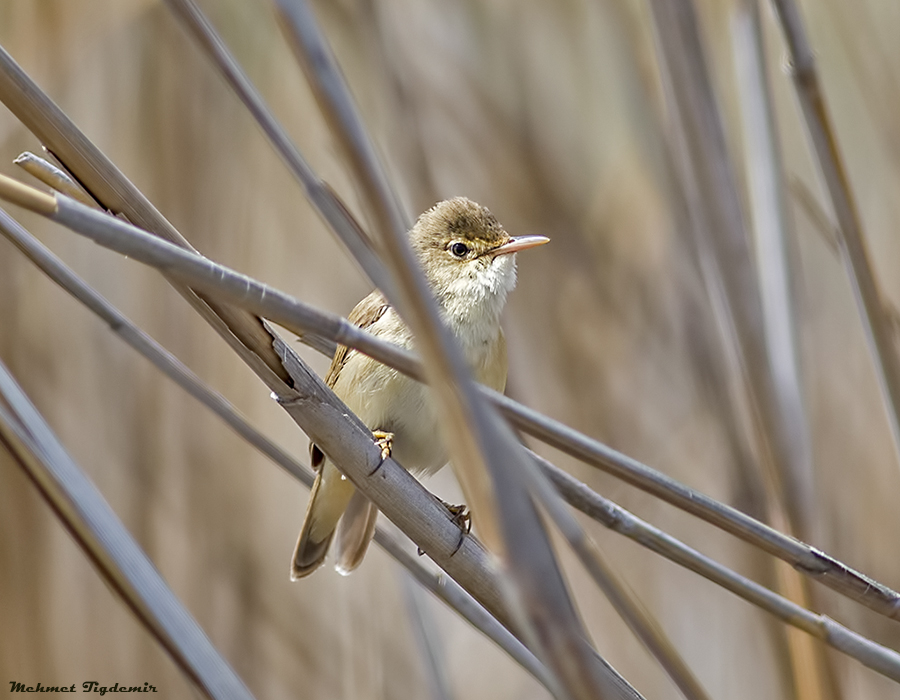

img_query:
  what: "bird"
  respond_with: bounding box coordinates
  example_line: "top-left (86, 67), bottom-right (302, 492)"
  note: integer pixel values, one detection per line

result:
top-left (290, 197), bottom-right (549, 579)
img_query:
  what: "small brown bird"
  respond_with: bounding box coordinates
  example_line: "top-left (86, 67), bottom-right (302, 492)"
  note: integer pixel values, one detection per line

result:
top-left (290, 197), bottom-right (548, 579)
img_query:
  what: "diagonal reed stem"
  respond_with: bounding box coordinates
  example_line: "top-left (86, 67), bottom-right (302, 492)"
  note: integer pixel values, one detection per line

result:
top-left (0, 362), bottom-right (256, 700)
top-left (0, 205), bottom-right (554, 692)
top-left (770, 0), bottom-right (900, 465)
top-left (266, 2), bottom-right (636, 697)
top-left (2, 175), bottom-right (898, 624)
top-left (3, 190), bottom-right (900, 683)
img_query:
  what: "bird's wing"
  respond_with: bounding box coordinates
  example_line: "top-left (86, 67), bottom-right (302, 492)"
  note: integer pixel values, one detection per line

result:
top-left (323, 290), bottom-right (390, 388)
top-left (310, 290), bottom-right (390, 470)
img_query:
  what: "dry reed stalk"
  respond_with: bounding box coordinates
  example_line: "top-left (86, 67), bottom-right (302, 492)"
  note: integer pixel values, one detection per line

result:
top-left (3, 184), bottom-right (899, 683)
top-left (3, 172), bottom-right (899, 625)
top-left (0, 361), bottom-right (256, 700)
top-left (771, 0), bottom-right (900, 465)
top-left (0, 204), bottom-right (554, 691)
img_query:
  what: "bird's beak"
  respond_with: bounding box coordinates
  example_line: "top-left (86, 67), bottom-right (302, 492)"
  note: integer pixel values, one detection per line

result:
top-left (490, 235), bottom-right (550, 257)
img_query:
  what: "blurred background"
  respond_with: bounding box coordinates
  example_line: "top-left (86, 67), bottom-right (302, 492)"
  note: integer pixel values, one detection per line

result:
top-left (2, 0), bottom-right (900, 698)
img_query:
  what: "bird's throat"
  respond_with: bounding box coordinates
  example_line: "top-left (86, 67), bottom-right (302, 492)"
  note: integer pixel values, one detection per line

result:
top-left (438, 256), bottom-right (516, 353)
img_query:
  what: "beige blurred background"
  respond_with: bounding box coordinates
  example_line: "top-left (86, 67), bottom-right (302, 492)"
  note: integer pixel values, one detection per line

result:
top-left (2, 0), bottom-right (900, 698)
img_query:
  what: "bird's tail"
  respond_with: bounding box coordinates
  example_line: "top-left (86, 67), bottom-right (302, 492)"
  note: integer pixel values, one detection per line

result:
top-left (334, 491), bottom-right (379, 576)
top-left (290, 462), bottom-right (356, 580)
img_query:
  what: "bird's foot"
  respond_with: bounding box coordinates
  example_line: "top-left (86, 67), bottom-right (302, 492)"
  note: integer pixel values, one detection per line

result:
top-left (373, 431), bottom-right (394, 460)
top-left (443, 501), bottom-right (472, 533)
top-left (415, 501), bottom-right (471, 557)
top-left (443, 500), bottom-right (471, 554)
top-left (368, 430), bottom-right (394, 475)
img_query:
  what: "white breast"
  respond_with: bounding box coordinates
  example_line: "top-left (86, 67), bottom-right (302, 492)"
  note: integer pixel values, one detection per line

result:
top-left (334, 254), bottom-right (516, 477)
top-left (440, 253), bottom-right (516, 359)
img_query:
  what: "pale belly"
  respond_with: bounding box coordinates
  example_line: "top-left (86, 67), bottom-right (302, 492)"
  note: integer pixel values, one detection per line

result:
top-left (332, 353), bottom-right (446, 477)
top-left (329, 301), bottom-right (507, 478)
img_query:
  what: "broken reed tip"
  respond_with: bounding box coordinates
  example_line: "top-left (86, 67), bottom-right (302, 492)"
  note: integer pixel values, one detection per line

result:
top-left (0, 172), bottom-right (58, 216)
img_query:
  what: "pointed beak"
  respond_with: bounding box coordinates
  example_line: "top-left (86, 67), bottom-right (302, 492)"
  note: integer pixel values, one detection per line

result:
top-left (490, 234), bottom-right (550, 257)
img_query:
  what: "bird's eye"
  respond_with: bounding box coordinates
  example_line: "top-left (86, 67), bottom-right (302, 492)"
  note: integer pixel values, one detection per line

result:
top-left (450, 242), bottom-right (469, 258)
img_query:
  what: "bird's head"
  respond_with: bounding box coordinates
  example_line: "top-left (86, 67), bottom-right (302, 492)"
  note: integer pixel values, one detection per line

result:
top-left (409, 197), bottom-right (548, 323)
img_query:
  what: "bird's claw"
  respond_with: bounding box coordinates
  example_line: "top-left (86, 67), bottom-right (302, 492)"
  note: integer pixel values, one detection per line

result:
top-left (415, 502), bottom-right (471, 558)
top-left (443, 500), bottom-right (471, 554)
top-left (374, 430), bottom-right (394, 461)
top-left (443, 502), bottom-right (472, 533)
top-left (368, 430), bottom-right (394, 475)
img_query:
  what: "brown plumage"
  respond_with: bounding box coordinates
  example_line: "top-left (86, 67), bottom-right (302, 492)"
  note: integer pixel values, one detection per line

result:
top-left (291, 197), bottom-right (548, 579)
